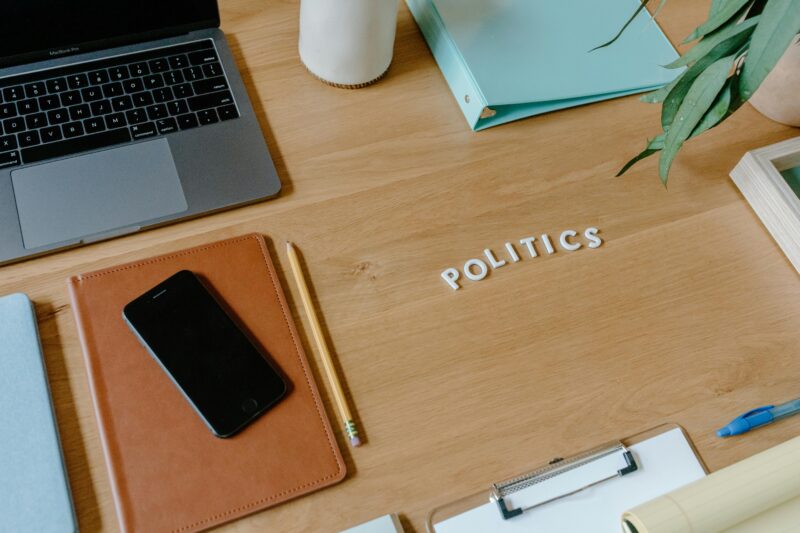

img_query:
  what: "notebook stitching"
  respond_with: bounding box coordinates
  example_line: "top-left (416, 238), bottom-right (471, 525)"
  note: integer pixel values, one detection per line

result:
top-left (72, 234), bottom-right (344, 532)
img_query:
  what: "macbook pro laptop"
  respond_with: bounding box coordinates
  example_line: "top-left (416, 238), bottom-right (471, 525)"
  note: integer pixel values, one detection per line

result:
top-left (0, 0), bottom-right (281, 265)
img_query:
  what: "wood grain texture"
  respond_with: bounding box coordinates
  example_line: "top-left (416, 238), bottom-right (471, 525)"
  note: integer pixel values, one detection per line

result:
top-left (2, 1), bottom-right (799, 531)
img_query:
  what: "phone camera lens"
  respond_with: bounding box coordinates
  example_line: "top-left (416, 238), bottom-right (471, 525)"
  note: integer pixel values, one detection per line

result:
top-left (241, 398), bottom-right (258, 413)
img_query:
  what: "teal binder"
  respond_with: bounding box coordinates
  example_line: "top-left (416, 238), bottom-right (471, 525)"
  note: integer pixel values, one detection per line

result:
top-left (0, 293), bottom-right (77, 532)
top-left (406, 0), bottom-right (681, 130)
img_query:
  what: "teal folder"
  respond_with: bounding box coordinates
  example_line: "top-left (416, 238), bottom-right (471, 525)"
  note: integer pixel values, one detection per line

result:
top-left (0, 293), bottom-right (77, 532)
top-left (406, 0), bottom-right (681, 130)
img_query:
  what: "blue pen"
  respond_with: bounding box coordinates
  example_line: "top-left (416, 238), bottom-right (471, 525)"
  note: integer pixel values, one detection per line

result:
top-left (717, 397), bottom-right (800, 437)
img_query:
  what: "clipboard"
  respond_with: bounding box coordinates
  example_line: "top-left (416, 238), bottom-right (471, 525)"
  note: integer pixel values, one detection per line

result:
top-left (404, 0), bottom-right (681, 131)
top-left (427, 424), bottom-right (707, 533)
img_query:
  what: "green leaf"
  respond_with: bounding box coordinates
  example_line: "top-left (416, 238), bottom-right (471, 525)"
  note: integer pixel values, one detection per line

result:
top-left (641, 70), bottom-right (686, 103)
top-left (692, 76), bottom-right (733, 134)
top-left (666, 16), bottom-right (759, 69)
top-left (740, 0), bottom-right (800, 98)
top-left (592, 0), bottom-right (651, 51)
top-left (661, 29), bottom-right (752, 130)
top-left (709, 0), bottom-right (727, 16)
top-left (684, 0), bottom-right (752, 43)
top-left (617, 135), bottom-right (664, 176)
top-left (660, 55), bottom-right (736, 183)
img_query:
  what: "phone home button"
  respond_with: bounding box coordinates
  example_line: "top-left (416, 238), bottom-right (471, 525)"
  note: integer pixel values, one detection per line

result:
top-left (241, 398), bottom-right (259, 413)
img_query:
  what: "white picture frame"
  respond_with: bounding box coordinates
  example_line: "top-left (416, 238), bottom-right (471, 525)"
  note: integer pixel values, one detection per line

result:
top-left (730, 136), bottom-right (800, 273)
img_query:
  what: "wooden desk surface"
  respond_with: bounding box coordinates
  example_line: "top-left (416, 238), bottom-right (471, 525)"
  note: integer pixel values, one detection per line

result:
top-left (3, 1), bottom-right (799, 531)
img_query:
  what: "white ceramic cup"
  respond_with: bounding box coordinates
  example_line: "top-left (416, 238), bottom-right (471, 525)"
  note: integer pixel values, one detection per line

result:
top-left (299, 0), bottom-right (399, 88)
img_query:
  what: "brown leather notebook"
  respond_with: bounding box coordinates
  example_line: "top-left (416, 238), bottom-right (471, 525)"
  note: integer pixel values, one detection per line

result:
top-left (68, 234), bottom-right (346, 532)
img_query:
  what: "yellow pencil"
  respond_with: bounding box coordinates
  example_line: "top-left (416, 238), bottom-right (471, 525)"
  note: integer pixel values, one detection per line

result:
top-left (285, 241), bottom-right (361, 448)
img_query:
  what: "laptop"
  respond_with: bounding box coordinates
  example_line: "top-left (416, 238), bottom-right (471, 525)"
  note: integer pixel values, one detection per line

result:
top-left (0, 0), bottom-right (281, 265)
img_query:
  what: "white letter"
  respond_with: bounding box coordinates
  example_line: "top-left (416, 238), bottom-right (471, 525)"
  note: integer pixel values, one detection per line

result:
top-left (559, 230), bottom-right (581, 251)
top-left (505, 242), bottom-right (520, 262)
top-left (541, 234), bottom-right (555, 254)
top-left (585, 227), bottom-right (603, 249)
top-left (441, 268), bottom-right (461, 290)
top-left (519, 237), bottom-right (538, 258)
top-left (484, 248), bottom-right (506, 269)
top-left (464, 259), bottom-right (489, 281)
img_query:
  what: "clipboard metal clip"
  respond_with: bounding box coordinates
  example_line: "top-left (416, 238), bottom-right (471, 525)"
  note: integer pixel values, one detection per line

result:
top-left (489, 441), bottom-right (639, 520)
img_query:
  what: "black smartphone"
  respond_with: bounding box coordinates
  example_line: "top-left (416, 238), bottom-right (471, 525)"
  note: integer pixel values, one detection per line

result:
top-left (123, 270), bottom-right (287, 438)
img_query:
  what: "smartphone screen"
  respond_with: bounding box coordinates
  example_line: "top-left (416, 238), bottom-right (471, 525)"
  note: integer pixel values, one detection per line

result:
top-left (123, 270), bottom-right (287, 438)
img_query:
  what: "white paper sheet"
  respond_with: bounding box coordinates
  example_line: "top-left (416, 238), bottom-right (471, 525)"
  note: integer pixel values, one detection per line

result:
top-left (434, 428), bottom-right (705, 533)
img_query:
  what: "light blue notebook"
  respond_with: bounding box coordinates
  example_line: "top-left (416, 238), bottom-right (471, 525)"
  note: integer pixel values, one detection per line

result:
top-left (0, 293), bottom-right (77, 533)
top-left (405, 0), bottom-right (681, 130)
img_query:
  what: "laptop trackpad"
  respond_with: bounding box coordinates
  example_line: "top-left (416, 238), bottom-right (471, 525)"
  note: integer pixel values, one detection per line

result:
top-left (12, 139), bottom-right (187, 249)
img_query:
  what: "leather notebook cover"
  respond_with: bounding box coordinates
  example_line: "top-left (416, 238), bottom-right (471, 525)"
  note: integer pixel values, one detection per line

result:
top-left (67, 234), bottom-right (346, 532)
top-left (0, 293), bottom-right (78, 533)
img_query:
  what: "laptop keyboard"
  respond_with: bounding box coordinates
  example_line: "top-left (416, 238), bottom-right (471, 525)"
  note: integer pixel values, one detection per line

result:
top-left (0, 40), bottom-right (239, 170)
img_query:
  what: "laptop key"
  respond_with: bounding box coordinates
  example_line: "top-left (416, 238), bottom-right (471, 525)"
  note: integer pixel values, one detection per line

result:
top-left (149, 58), bottom-right (168, 73)
top-left (173, 83), bottom-right (194, 99)
top-left (105, 112), bottom-right (127, 129)
top-left (3, 86), bottom-right (24, 102)
top-left (3, 117), bottom-right (25, 134)
top-left (202, 63), bottom-right (222, 78)
top-left (146, 104), bottom-right (168, 121)
top-left (188, 49), bottom-right (218, 65)
top-left (112, 96), bottom-right (133, 112)
top-left (83, 118), bottom-right (106, 134)
top-left (156, 118), bottom-right (178, 135)
top-left (193, 77), bottom-right (228, 95)
top-left (0, 103), bottom-right (17, 119)
top-left (129, 62), bottom-right (149, 77)
top-left (168, 54), bottom-right (189, 70)
top-left (18, 131), bottom-right (41, 148)
top-left (108, 66), bottom-right (129, 81)
top-left (182, 67), bottom-right (203, 82)
top-left (123, 79), bottom-right (144, 94)
top-left (132, 92), bottom-right (154, 107)
top-left (152, 87), bottom-right (173, 103)
top-left (102, 82), bottom-right (124, 98)
top-left (167, 100), bottom-right (188, 116)
top-left (130, 122), bottom-right (156, 140)
top-left (81, 87), bottom-right (103, 102)
top-left (0, 135), bottom-right (18, 151)
top-left (89, 70), bottom-right (110, 85)
top-left (217, 105), bottom-right (239, 121)
top-left (69, 104), bottom-right (90, 121)
top-left (197, 109), bottom-right (218, 125)
top-left (24, 82), bottom-right (45, 99)
top-left (91, 100), bottom-right (113, 116)
top-left (126, 109), bottom-right (147, 125)
top-left (0, 150), bottom-right (20, 169)
top-left (25, 113), bottom-right (46, 130)
top-left (21, 128), bottom-right (132, 164)
top-left (176, 113), bottom-right (198, 130)
top-left (40, 127), bottom-right (63, 143)
top-left (188, 91), bottom-right (233, 111)
top-left (47, 109), bottom-right (69, 125)
top-left (62, 121), bottom-right (85, 138)
top-left (18, 99), bottom-right (39, 114)
top-left (67, 74), bottom-right (89, 90)
top-left (61, 90), bottom-right (82, 106)
top-left (38, 95), bottom-right (60, 111)
top-left (46, 78), bottom-right (67, 93)
top-left (164, 71), bottom-right (184, 85)
top-left (144, 74), bottom-right (164, 90)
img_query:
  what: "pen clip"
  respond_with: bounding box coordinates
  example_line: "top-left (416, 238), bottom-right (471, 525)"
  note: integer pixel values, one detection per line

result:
top-left (738, 405), bottom-right (774, 420)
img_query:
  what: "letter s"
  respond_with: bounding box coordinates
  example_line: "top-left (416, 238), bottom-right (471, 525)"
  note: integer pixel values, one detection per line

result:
top-left (585, 227), bottom-right (603, 249)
